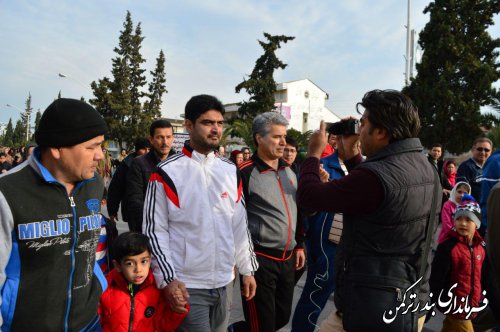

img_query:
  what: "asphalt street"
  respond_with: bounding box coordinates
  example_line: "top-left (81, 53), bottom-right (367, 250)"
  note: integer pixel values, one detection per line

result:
top-left (113, 216), bottom-right (444, 331)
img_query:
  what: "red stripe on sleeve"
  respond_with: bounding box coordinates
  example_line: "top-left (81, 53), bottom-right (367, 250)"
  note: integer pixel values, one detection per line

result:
top-left (150, 172), bottom-right (180, 208)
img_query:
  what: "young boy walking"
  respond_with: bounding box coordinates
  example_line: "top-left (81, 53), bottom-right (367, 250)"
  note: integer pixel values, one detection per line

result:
top-left (430, 194), bottom-right (486, 331)
top-left (99, 232), bottom-right (189, 331)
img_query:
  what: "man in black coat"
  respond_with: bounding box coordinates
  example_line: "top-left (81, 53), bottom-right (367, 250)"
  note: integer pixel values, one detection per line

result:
top-left (126, 119), bottom-right (176, 232)
top-left (106, 138), bottom-right (150, 228)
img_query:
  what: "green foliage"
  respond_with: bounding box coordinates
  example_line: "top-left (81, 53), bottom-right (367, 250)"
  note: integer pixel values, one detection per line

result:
top-left (235, 33), bottom-right (295, 120)
top-left (142, 50), bottom-right (167, 135)
top-left (90, 11), bottom-right (167, 149)
top-left (403, 0), bottom-right (499, 154)
top-left (12, 120), bottom-right (25, 148)
top-left (229, 119), bottom-right (255, 151)
top-left (34, 111), bottom-right (42, 132)
top-left (488, 126), bottom-right (500, 148)
top-left (2, 119), bottom-right (14, 147)
top-left (286, 128), bottom-right (312, 150)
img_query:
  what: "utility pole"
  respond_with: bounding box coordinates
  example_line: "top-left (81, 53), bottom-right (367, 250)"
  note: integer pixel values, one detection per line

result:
top-left (410, 29), bottom-right (416, 79)
top-left (405, 0), bottom-right (412, 86)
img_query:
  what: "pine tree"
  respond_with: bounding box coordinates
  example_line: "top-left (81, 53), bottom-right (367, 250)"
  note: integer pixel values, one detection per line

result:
top-left (90, 11), bottom-right (161, 149)
top-left (12, 120), bottom-right (25, 148)
top-left (142, 50), bottom-right (167, 134)
top-left (19, 93), bottom-right (33, 144)
top-left (404, 0), bottom-right (499, 154)
top-left (34, 110), bottom-right (42, 133)
top-left (235, 33), bottom-right (295, 120)
top-left (2, 119), bottom-right (14, 147)
top-left (126, 22), bottom-right (148, 140)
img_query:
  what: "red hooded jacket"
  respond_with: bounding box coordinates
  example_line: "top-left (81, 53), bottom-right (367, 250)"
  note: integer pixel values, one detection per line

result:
top-left (430, 228), bottom-right (486, 319)
top-left (99, 269), bottom-right (188, 332)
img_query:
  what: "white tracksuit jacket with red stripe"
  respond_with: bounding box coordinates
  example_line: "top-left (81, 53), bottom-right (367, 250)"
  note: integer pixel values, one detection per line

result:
top-left (143, 145), bottom-right (258, 289)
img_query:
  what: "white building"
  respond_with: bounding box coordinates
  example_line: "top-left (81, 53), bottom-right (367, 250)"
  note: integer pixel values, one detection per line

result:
top-left (225, 79), bottom-right (341, 133)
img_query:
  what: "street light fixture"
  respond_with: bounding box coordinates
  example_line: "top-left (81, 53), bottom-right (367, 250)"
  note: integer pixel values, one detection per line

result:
top-left (58, 72), bottom-right (88, 90)
top-left (6, 103), bottom-right (31, 141)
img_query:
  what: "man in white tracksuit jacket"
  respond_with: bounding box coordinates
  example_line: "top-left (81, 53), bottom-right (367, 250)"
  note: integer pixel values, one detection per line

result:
top-left (143, 94), bottom-right (258, 332)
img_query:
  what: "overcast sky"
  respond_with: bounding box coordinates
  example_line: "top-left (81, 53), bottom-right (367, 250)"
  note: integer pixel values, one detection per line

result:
top-left (1, 0), bottom-right (498, 126)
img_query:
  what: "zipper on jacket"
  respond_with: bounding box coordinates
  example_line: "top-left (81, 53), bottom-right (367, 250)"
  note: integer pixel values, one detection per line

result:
top-left (276, 172), bottom-right (293, 259)
top-left (129, 283), bottom-right (135, 332)
top-left (63, 181), bottom-right (91, 332)
top-left (64, 192), bottom-right (79, 332)
top-left (470, 245), bottom-right (475, 301)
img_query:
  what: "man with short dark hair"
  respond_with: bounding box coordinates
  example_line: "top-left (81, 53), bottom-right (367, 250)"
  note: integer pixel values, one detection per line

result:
top-left (107, 137), bottom-right (150, 228)
top-left (126, 119), bottom-right (176, 232)
top-left (240, 112), bottom-right (305, 332)
top-left (427, 143), bottom-right (444, 177)
top-left (0, 98), bottom-right (108, 331)
top-left (298, 89), bottom-right (440, 331)
top-left (457, 137), bottom-right (493, 202)
top-left (143, 95), bottom-right (257, 332)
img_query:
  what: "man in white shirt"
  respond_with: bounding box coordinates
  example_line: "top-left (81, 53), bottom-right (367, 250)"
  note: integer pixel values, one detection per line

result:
top-left (143, 94), bottom-right (258, 332)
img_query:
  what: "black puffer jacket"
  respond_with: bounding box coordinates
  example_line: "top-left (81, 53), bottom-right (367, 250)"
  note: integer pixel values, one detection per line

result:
top-left (125, 149), bottom-right (176, 232)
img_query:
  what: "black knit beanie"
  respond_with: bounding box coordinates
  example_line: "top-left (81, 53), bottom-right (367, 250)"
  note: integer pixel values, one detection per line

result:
top-left (35, 98), bottom-right (108, 148)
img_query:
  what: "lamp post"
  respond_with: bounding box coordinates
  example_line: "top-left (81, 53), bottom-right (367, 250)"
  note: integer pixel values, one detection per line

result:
top-left (6, 103), bottom-right (31, 141)
top-left (58, 73), bottom-right (88, 90)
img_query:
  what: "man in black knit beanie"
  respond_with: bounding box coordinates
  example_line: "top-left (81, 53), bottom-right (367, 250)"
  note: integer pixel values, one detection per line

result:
top-left (0, 98), bottom-right (109, 331)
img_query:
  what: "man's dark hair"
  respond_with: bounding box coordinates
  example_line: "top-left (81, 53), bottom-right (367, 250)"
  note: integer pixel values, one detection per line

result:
top-left (134, 137), bottom-right (151, 151)
top-left (184, 95), bottom-right (225, 123)
top-left (149, 119), bottom-right (173, 137)
top-left (285, 137), bottom-right (299, 150)
top-left (0, 153), bottom-right (5, 158)
top-left (431, 143), bottom-right (442, 149)
top-left (356, 89), bottom-right (420, 142)
top-left (112, 232), bottom-right (152, 263)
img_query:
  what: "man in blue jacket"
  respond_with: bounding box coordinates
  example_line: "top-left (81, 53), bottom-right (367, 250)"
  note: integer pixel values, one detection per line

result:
top-left (291, 150), bottom-right (345, 332)
top-left (0, 98), bottom-right (108, 331)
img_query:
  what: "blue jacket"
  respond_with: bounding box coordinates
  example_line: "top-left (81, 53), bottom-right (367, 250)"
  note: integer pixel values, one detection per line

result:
top-left (480, 149), bottom-right (500, 228)
top-left (456, 157), bottom-right (483, 202)
top-left (304, 151), bottom-right (345, 237)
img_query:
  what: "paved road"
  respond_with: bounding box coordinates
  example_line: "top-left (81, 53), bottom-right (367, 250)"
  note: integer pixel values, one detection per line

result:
top-left (113, 213), bottom-right (444, 331)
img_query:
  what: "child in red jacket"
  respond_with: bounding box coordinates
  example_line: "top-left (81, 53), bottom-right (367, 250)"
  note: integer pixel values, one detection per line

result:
top-left (99, 232), bottom-right (188, 332)
top-left (430, 194), bottom-right (486, 332)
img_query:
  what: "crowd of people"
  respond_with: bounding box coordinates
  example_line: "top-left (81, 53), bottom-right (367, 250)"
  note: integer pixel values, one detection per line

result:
top-left (0, 90), bottom-right (499, 332)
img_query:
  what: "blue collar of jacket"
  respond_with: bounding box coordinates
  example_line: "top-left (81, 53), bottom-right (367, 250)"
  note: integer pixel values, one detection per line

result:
top-left (365, 138), bottom-right (423, 163)
top-left (29, 147), bottom-right (96, 186)
top-left (320, 150), bottom-right (344, 173)
top-left (251, 153), bottom-right (289, 173)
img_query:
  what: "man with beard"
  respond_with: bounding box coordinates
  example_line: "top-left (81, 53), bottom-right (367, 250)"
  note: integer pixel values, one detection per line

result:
top-left (143, 95), bottom-right (258, 332)
top-left (126, 119), bottom-right (176, 232)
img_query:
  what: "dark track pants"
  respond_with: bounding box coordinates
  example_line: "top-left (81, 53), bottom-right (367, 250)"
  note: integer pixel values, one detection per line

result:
top-left (242, 255), bottom-right (295, 332)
